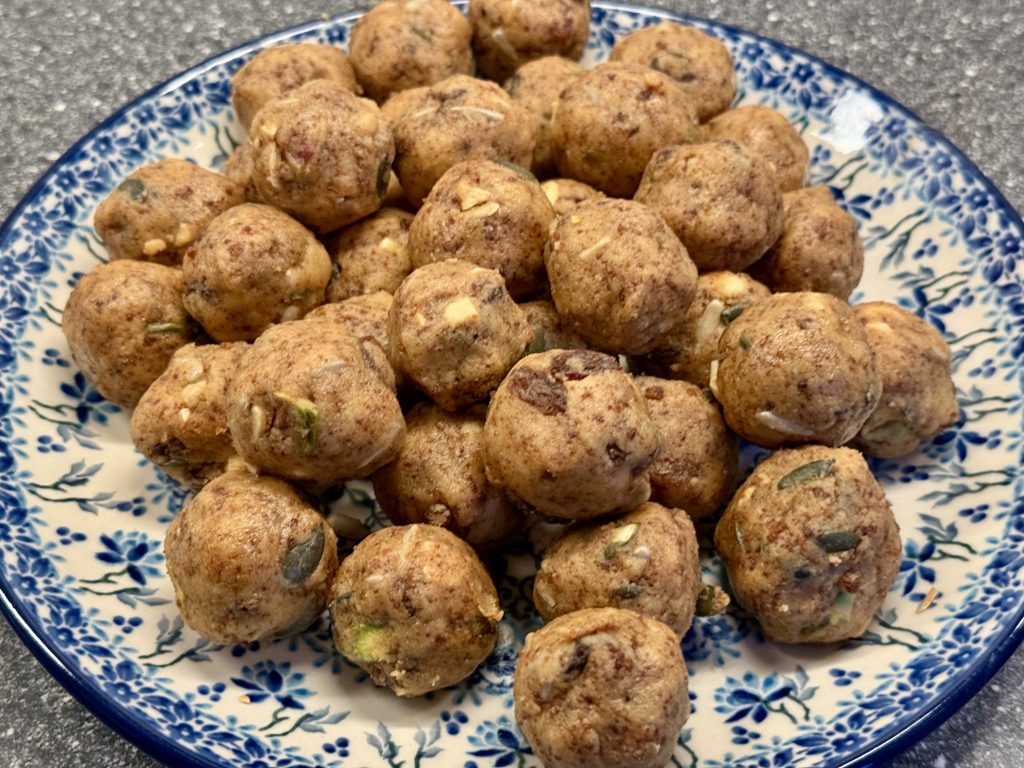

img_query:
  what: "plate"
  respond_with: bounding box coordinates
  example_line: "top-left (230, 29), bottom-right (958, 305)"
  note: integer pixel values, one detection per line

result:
top-left (2, 3), bottom-right (1023, 767)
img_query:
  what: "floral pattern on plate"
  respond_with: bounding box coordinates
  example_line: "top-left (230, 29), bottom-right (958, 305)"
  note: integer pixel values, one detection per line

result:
top-left (1, 3), bottom-right (1023, 767)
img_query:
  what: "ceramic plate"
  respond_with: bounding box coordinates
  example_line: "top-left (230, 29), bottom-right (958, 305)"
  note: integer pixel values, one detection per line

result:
top-left (2, 3), bottom-right (1023, 767)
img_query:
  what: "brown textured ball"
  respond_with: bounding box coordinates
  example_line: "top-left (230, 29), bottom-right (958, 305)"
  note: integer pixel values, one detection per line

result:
top-left (636, 376), bottom-right (739, 521)
top-left (714, 445), bottom-right (901, 643)
top-left (749, 186), bottom-right (864, 300)
top-left (325, 207), bottom-right (414, 302)
top-left (703, 104), bottom-right (810, 192)
top-left (62, 260), bottom-right (197, 409)
top-left (182, 203), bottom-right (331, 341)
top-left (852, 301), bottom-right (959, 458)
top-left (469, 0), bottom-right (591, 82)
top-left (94, 159), bottom-right (243, 265)
top-left (130, 342), bottom-right (248, 490)
top-left (636, 270), bottom-right (772, 388)
top-left (347, 0), bottom-right (473, 103)
top-left (246, 80), bottom-right (394, 232)
top-left (408, 160), bottom-right (554, 297)
top-left (534, 502), bottom-right (702, 637)
top-left (329, 524), bottom-right (502, 697)
top-left (635, 140), bottom-right (785, 272)
top-left (164, 470), bottom-right (339, 645)
top-left (231, 43), bottom-right (359, 130)
top-left (227, 318), bottom-right (404, 491)
top-left (392, 75), bottom-right (535, 206)
top-left (372, 402), bottom-right (524, 550)
top-left (610, 21), bottom-right (736, 121)
top-left (387, 260), bottom-right (532, 410)
top-left (551, 62), bottom-right (701, 197)
top-left (545, 198), bottom-right (698, 355)
top-left (712, 292), bottom-right (882, 448)
top-left (482, 349), bottom-right (660, 520)
top-left (505, 56), bottom-right (586, 177)
top-left (514, 607), bottom-right (690, 768)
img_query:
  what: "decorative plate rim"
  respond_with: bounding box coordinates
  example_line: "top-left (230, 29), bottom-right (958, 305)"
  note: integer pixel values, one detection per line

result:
top-left (1, 3), bottom-right (1023, 768)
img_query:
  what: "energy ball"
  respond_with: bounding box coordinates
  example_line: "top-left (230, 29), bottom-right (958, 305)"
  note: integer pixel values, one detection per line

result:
top-left (610, 21), bottom-right (736, 122)
top-left (545, 198), bottom-right (698, 355)
top-left (130, 342), bottom-right (248, 490)
top-left (408, 160), bottom-right (554, 298)
top-left (551, 62), bottom-right (700, 197)
top-left (231, 43), bottom-right (359, 130)
top-left (636, 270), bottom-right (772, 388)
top-left (182, 203), bottom-right (331, 342)
top-left (852, 302), bottom-right (959, 458)
top-left (94, 159), bottom-right (243, 265)
top-left (164, 470), bottom-right (339, 645)
top-left (324, 207), bottom-right (414, 302)
top-left (519, 300), bottom-right (588, 355)
top-left (62, 260), bottom-right (196, 409)
top-left (533, 502), bottom-right (701, 637)
top-left (227, 319), bottom-right (405, 491)
top-left (703, 105), bottom-right (809, 192)
top-left (749, 186), bottom-right (864, 300)
top-left (505, 56), bottom-right (586, 177)
top-left (306, 291), bottom-right (394, 367)
top-left (373, 403), bottom-right (525, 550)
top-left (514, 607), bottom-right (690, 768)
top-left (387, 260), bottom-right (532, 410)
top-left (636, 376), bottom-right (739, 521)
top-left (329, 524), bottom-right (502, 697)
top-left (712, 292), bottom-right (882, 448)
top-left (246, 79), bottom-right (394, 233)
top-left (482, 349), bottom-right (660, 520)
top-left (348, 0), bottom-right (473, 103)
top-left (714, 445), bottom-right (901, 643)
top-left (469, 0), bottom-right (591, 82)
top-left (392, 75), bottom-right (535, 206)
top-left (635, 140), bottom-right (785, 272)
top-left (540, 177), bottom-right (604, 218)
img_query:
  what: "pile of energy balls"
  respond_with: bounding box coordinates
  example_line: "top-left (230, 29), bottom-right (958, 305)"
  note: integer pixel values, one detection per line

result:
top-left (60, 0), bottom-right (959, 765)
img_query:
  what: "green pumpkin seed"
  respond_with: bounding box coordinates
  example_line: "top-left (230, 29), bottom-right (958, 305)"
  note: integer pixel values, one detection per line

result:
top-left (118, 177), bottom-right (147, 202)
top-left (408, 23), bottom-right (432, 42)
top-left (695, 584), bottom-right (730, 616)
top-left (603, 523), bottom-right (640, 560)
top-left (777, 459), bottom-right (836, 490)
top-left (282, 526), bottom-right (326, 583)
top-left (814, 530), bottom-right (861, 553)
top-left (612, 583), bottom-right (644, 600)
top-left (146, 321), bottom-right (189, 336)
top-left (720, 303), bottom-right (746, 324)
top-left (860, 419), bottom-right (913, 445)
top-left (738, 333), bottom-right (753, 350)
top-left (495, 159), bottom-right (538, 182)
top-left (273, 392), bottom-right (318, 453)
top-left (376, 156), bottom-right (392, 198)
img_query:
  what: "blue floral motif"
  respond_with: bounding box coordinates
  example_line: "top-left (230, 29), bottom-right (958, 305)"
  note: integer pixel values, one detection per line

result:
top-left (0, 5), bottom-right (1022, 768)
top-left (714, 668), bottom-right (816, 727)
top-left (464, 715), bottom-right (530, 768)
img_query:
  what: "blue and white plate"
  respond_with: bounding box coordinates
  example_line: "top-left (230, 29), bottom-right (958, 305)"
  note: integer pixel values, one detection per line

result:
top-left (1, 3), bottom-right (1023, 767)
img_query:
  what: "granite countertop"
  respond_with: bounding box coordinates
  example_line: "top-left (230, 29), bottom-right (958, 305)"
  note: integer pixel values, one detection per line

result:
top-left (1, 1), bottom-right (1023, 766)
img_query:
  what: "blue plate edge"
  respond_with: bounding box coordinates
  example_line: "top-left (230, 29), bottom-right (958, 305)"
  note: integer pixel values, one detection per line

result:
top-left (0, 3), bottom-right (1021, 768)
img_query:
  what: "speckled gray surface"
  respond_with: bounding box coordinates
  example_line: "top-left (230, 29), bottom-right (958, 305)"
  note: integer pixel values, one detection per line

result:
top-left (1, 1), bottom-right (1022, 767)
